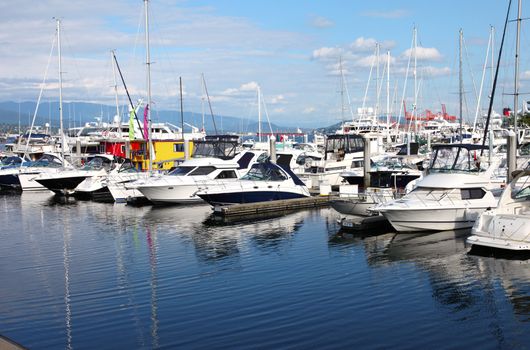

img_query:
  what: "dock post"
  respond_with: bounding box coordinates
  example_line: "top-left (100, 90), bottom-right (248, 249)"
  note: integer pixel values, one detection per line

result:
top-left (507, 131), bottom-right (517, 183)
top-left (76, 139), bottom-right (81, 165)
top-left (427, 132), bottom-right (431, 152)
top-left (125, 140), bottom-right (131, 159)
top-left (184, 138), bottom-right (190, 159)
top-left (269, 135), bottom-right (276, 163)
top-left (363, 134), bottom-right (371, 190)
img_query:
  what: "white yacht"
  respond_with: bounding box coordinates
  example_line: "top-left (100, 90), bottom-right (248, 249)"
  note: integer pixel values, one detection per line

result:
top-left (131, 149), bottom-right (267, 204)
top-left (377, 144), bottom-right (504, 232)
top-left (35, 154), bottom-right (115, 195)
top-left (467, 170), bottom-right (530, 251)
top-left (74, 158), bottom-right (140, 201)
top-left (196, 160), bottom-right (310, 206)
top-left (18, 153), bottom-right (74, 191)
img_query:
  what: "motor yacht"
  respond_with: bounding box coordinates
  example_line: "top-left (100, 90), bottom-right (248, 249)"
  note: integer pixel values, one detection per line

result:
top-left (35, 154), bottom-right (115, 195)
top-left (376, 144), bottom-right (504, 232)
top-left (196, 160), bottom-right (310, 206)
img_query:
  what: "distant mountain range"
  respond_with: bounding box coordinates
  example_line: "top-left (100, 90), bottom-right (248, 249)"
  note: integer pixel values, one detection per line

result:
top-left (0, 101), bottom-right (310, 134)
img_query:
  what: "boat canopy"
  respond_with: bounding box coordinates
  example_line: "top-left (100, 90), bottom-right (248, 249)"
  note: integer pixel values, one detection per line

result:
top-left (192, 135), bottom-right (239, 160)
top-left (429, 144), bottom-right (489, 173)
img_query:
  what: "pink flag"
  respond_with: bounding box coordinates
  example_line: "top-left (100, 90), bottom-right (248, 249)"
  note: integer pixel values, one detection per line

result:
top-left (143, 104), bottom-right (149, 141)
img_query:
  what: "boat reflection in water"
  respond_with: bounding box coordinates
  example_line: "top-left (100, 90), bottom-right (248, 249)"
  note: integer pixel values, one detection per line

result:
top-left (142, 205), bottom-right (309, 264)
top-left (329, 226), bottom-right (530, 327)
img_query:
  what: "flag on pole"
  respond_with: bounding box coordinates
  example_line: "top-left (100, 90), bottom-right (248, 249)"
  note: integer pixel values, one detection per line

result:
top-left (143, 104), bottom-right (149, 141)
top-left (129, 109), bottom-right (135, 141)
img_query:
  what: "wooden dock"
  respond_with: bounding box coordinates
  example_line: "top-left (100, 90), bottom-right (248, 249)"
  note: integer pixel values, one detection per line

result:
top-left (213, 196), bottom-right (330, 217)
top-left (0, 335), bottom-right (27, 350)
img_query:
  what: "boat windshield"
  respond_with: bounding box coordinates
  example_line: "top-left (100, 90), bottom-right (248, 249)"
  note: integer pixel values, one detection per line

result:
top-left (81, 157), bottom-right (113, 171)
top-left (512, 175), bottom-right (530, 200)
top-left (241, 162), bottom-right (288, 181)
top-left (27, 154), bottom-right (63, 168)
top-left (118, 159), bottom-right (137, 173)
top-left (168, 166), bottom-right (195, 176)
top-left (429, 145), bottom-right (487, 173)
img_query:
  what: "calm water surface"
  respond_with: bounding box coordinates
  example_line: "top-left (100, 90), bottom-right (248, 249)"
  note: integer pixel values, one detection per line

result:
top-left (1, 191), bottom-right (529, 349)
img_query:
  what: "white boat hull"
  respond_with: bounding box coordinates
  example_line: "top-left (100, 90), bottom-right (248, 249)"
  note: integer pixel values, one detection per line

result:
top-left (380, 206), bottom-right (489, 232)
top-left (468, 213), bottom-right (530, 250)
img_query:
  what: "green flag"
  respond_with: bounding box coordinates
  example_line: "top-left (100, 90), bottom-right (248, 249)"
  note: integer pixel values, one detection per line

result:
top-left (129, 110), bottom-right (135, 141)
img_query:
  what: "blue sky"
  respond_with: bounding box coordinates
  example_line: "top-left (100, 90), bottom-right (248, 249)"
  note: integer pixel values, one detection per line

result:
top-left (0, 0), bottom-right (527, 128)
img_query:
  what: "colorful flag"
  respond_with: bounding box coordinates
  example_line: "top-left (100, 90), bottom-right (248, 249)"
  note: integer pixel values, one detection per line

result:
top-left (143, 104), bottom-right (149, 141)
top-left (129, 109), bottom-right (135, 141)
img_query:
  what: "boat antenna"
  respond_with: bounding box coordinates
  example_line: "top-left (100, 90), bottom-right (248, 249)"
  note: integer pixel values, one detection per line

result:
top-left (111, 50), bottom-right (146, 139)
top-left (179, 76), bottom-right (184, 140)
top-left (481, 0), bottom-right (512, 155)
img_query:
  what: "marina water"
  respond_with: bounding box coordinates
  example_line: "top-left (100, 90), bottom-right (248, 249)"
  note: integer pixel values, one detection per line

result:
top-left (1, 191), bottom-right (529, 349)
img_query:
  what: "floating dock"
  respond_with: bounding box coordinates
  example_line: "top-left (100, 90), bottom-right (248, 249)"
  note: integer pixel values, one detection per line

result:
top-left (213, 196), bottom-right (330, 217)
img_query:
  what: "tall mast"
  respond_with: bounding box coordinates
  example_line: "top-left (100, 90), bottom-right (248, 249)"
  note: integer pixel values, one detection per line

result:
top-left (111, 50), bottom-right (120, 124)
top-left (386, 50), bottom-right (391, 140)
top-left (514, 0), bottom-right (522, 141)
top-left (200, 73), bottom-right (205, 132)
top-left (144, 0), bottom-right (153, 172)
top-left (179, 77), bottom-right (184, 140)
top-left (339, 56), bottom-right (345, 125)
top-left (258, 85), bottom-right (262, 143)
top-left (459, 29), bottom-right (463, 142)
top-left (375, 43), bottom-right (380, 123)
top-left (413, 26), bottom-right (417, 132)
top-left (56, 18), bottom-right (65, 165)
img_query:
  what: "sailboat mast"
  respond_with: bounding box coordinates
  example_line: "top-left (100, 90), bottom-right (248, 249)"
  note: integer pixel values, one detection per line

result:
top-left (514, 0), bottom-right (522, 141)
top-left (459, 29), bottom-right (463, 142)
top-left (111, 50), bottom-right (120, 124)
top-left (180, 77), bottom-right (184, 140)
top-left (258, 85), bottom-right (262, 143)
top-left (144, 0), bottom-right (153, 172)
top-left (56, 18), bottom-right (65, 165)
top-left (386, 50), bottom-right (390, 141)
top-left (339, 56), bottom-right (345, 125)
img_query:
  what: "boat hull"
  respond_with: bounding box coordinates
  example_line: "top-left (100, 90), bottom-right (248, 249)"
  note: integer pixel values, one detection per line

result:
top-left (0, 173), bottom-right (21, 190)
top-left (35, 176), bottom-right (89, 195)
top-left (329, 198), bottom-right (375, 216)
top-left (198, 190), bottom-right (308, 206)
top-left (467, 213), bottom-right (530, 251)
top-left (137, 184), bottom-right (203, 204)
top-left (380, 206), bottom-right (488, 232)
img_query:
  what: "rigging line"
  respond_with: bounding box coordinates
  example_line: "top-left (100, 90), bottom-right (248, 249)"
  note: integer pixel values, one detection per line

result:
top-left (397, 27), bottom-right (414, 130)
top-left (474, 27), bottom-right (492, 132)
top-left (259, 90), bottom-right (274, 135)
top-left (482, 0), bottom-right (513, 154)
top-left (360, 46), bottom-right (377, 123)
top-left (463, 36), bottom-right (480, 110)
top-left (22, 29), bottom-right (57, 160)
top-left (60, 22), bottom-right (91, 105)
top-left (202, 74), bottom-right (218, 134)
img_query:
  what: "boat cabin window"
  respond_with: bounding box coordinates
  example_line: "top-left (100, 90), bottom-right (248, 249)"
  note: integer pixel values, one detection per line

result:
top-left (215, 170), bottom-right (237, 179)
top-left (173, 143), bottom-right (184, 153)
top-left (189, 166), bottom-right (216, 176)
top-left (351, 160), bottom-right (364, 168)
top-left (168, 166), bottom-right (195, 176)
top-left (460, 188), bottom-right (486, 200)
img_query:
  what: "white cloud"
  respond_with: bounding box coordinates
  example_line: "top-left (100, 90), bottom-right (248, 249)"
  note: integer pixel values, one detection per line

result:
top-left (312, 47), bottom-right (342, 60)
top-left (310, 15), bottom-right (334, 28)
top-left (273, 107), bottom-right (286, 113)
top-left (401, 47), bottom-right (442, 61)
top-left (422, 66), bottom-right (451, 77)
top-left (361, 9), bottom-right (410, 19)
top-left (270, 94), bottom-right (285, 104)
top-left (303, 106), bottom-right (316, 114)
